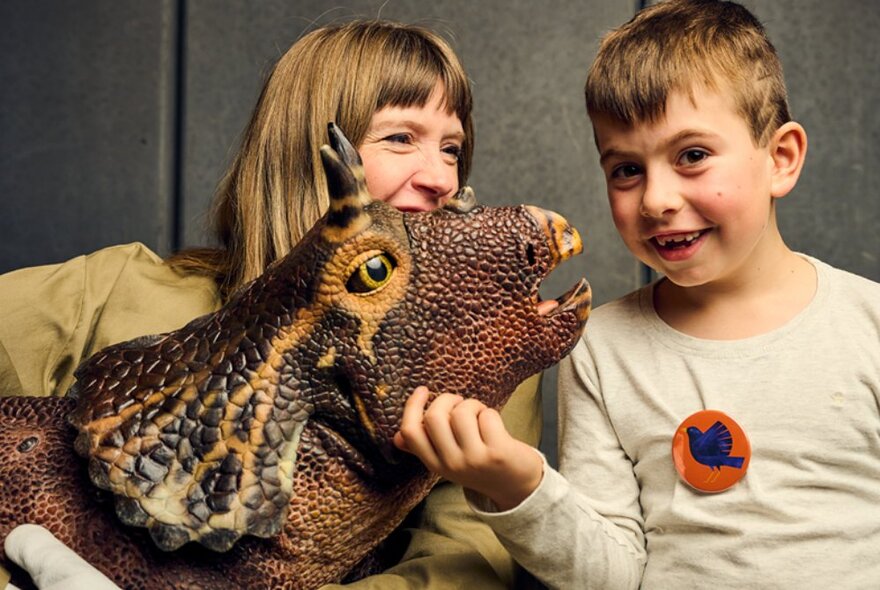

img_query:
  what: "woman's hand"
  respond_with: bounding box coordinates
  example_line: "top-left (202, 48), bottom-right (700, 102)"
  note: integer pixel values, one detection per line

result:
top-left (394, 387), bottom-right (544, 511)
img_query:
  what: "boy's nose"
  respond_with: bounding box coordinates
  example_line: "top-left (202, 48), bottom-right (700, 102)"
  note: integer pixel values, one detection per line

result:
top-left (640, 175), bottom-right (683, 218)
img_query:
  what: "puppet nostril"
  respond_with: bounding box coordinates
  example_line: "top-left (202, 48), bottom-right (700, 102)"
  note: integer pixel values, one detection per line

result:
top-left (526, 243), bottom-right (537, 266)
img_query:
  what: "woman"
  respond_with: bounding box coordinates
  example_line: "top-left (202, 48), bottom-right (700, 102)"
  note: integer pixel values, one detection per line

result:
top-left (0, 20), bottom-right (541, 589)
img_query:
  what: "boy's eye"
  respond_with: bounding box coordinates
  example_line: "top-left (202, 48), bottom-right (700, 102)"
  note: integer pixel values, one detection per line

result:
top-left (678, 149), bottom-right (708, 166)
top-left (610, 163), bottom-right (642, 179)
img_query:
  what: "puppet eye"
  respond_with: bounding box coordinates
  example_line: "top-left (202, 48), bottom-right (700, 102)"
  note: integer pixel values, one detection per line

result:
top-left (347, 254), bottom-right (395, 293)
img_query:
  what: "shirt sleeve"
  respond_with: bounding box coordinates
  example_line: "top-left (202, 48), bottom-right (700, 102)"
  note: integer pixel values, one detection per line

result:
top-left (0, 251), bottom-right (97, 397)
top-left (0, 243), bottom-right (220, 399)
top-left (467, 340), bottom-right (647, 589)
top-left (320, 374), bottom-right (543, 589)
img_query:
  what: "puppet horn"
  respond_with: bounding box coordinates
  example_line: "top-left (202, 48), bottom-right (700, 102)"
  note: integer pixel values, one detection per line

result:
top-left (320, 123), bottom-right (373, 241)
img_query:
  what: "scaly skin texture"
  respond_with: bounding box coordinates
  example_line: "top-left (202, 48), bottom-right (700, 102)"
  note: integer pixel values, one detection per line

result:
top-left (0, 125), bottom-right (591, 589)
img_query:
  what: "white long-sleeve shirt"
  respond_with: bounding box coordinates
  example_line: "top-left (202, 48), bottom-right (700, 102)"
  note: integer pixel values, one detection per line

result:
top-left (472, 256), bottom-right (880, 589)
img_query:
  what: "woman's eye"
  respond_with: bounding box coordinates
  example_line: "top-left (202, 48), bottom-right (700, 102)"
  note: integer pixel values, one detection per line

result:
top-left (442, 144), bottom-right (462, 163)
top-left (610, 163), bottom-right (641, 179)
top-left (347, 254), bottom-right (396, 293)
top-left (384, 133), bottom-right (413, 145)
top-left (679, 149), bottom-right (708, 166)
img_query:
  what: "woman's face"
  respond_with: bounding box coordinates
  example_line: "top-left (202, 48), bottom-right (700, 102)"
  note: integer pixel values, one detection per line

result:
top-left (358, 83), bottom-right (464, 212)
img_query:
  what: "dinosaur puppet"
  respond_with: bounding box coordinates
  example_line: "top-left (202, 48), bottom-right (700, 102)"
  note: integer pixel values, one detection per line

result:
top-left (0, 124), bottom-right (591, 589)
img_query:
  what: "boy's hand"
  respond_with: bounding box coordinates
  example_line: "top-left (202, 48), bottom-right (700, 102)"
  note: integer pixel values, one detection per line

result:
top-left (394, 386), bottom-right (544, 511)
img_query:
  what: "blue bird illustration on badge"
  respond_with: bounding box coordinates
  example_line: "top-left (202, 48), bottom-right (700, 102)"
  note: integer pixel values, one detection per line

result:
top-left (686, 420), bottom-right (745, 471)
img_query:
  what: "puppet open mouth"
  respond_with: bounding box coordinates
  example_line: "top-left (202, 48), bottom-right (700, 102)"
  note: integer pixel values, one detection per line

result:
top-left (525, 206), bottom-right (592, 323)
top-left (536, 278), bottom-right (591, 318)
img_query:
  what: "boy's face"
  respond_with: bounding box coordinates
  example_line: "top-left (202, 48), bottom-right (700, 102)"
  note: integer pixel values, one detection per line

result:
top-left (592, 88), bottom-right (780, 289)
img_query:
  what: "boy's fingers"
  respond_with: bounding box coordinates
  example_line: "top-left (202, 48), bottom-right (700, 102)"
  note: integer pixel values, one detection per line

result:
top-left (423, 392), bottom-right (463, 417)
top-left (398, 387), bottom-right (428, 436)
top-left (477, 407), bottom-right (510, 446)
top-left (422, 392), bottom-right (463, 430)
top-left (422, 394), bottom-right (465, 462)
top-left (397, 387), bottom-right (436, 460)
top-left (449, 399), bottom-right (488, 452)
top-left (403, 386), bottom-right (430, 412)
top-left (392, 431), bottom-right (409, 451)
top-left (398, 388), bottom-right (467, 473)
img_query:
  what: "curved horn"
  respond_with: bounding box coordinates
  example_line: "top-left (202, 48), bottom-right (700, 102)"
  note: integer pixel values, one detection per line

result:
top-left (328, 121), bottom-right (364, 168)
top-left (321, 123), bottom-right (372, 242)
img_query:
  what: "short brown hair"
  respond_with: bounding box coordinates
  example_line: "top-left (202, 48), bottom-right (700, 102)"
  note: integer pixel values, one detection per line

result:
top-left (585, 0), bottom-right (790, 146)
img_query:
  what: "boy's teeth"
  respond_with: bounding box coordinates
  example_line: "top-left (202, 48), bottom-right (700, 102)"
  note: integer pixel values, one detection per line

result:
top-left (656, 231), bottom-right (701, 246)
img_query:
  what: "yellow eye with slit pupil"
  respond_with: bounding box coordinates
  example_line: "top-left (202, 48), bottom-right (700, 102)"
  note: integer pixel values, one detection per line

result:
top-left (347, 254), bottom-right (394, 293)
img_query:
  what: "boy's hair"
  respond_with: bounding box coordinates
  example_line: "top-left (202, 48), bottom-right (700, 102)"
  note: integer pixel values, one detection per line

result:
top-left (585, 0), bottom-right (790, 146)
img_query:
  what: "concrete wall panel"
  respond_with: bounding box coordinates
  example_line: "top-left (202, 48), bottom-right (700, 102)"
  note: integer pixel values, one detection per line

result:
top-left (755, 1), bottom-right (880, 280)
top-left (3, 0), bottom-right (878, 463)
top-left (0, 1), bottom-right (178, 271)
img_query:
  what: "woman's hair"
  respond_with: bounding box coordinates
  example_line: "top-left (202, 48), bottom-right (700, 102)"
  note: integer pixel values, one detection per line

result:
top-left (585, 0), bottom-right (790, 146)
top-left (169, 20), bottom-right (473, 297)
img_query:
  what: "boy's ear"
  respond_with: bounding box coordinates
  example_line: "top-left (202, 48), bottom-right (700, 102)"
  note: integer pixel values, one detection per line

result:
top-left (770, 121), bottom-right (808, 199)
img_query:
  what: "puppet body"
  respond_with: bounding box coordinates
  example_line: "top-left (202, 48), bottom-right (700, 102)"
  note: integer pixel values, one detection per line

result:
top-left (0, 125), bottom-right (591, 589)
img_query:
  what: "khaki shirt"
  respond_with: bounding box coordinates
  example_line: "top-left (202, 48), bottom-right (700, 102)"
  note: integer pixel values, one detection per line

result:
top-left (0, 242), bottom-right (542, 589)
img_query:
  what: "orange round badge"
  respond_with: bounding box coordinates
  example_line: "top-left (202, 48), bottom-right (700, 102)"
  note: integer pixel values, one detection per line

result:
top-left (672, 410), bottom-right (750, 493)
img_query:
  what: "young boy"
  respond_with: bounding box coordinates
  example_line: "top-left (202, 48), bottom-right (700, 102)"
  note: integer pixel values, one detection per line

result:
top-left (395, 0), bottom-right (880, 587)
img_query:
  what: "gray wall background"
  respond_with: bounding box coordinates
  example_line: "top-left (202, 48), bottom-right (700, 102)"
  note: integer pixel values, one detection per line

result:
top-left (2, 1), bottom-right (878, 464)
